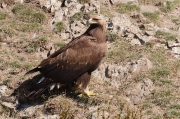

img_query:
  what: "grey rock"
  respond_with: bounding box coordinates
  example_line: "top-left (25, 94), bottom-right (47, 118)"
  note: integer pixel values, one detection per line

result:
top-left (145, 30), bottom-right (156, 36)
top-left (111, 15), bottom-right (140, 37)
top-left (140, 5), bottom-right (159, 13)
top-left (120, 0), bottom-right (139, 5)
top-left (0, 85), bottom-right (8, 96)
top-left (125, 78), bottom-right (154, 105)
top-left (51, 1), bottom-right (62, 12)
top-left (54, 10), bottom-right (63, 21)
top-left (69, 21), bottom-right (87, 38)
top-left (94, 58), bottom-right (153, 89)
top-left (130, 38), bottom-right (141, 45)
top-left (39, 0), bottom-right (51, 9)
top-left (67, 3), bottom-right (83, 17)
top-left (64, 0), bottom-right (77, 8)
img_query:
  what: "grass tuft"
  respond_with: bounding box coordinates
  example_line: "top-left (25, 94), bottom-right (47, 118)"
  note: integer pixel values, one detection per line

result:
top-left (32, 12), bottom-right (46, 23)
top-left (170, 104), bottom-right (180, 109)
top-left (116, 3), bottom-right (140, 14)
top-left (148, 67), bottom-right (170, 81)
top-left (16, 22), bottom-right (43, 32)
top-left (100, 5), bottom-right (114, 17)
top-left (106, 32), bottom-right (120, 42)
top-left (12, 4), bottom-right (46, 24)
top-left (10, 61), bottom-right (21, 68)
top-left (160, 0), bottom-right (180, 13)
top-left (78, 0), bottom-right (90, 4)
top-left (160, 1), bottom-right (174, 13)
top-left (54, 22), bottom-right (64, 33)
top-left (12, 4), bottom-right (25, 14)
top-left (155, 30), bottom-right (177, 41)
top-left (70, 12), bottom-right (83, 21)
top-left (0, 12), bottom-right (7, 20)
top-left (54, 42), bottom-right (66, 48)
top-left (142, 12), bottom-right (159, 21)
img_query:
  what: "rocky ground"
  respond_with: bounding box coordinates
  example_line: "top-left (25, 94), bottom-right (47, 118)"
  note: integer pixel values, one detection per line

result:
top-left (0, 0), bottom-right (180, 118)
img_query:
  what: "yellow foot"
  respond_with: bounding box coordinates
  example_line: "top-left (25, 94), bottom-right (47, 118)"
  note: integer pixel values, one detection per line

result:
top-left (78, 90), bottom-right (97, 97)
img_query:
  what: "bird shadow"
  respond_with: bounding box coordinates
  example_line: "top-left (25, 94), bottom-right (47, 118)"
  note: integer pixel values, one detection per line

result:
top-left (9, 74), bottom-right (90, 110)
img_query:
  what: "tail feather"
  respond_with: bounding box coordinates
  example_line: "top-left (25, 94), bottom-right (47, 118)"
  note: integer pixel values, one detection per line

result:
top-left (25, 68), bottom-right (39, 76)
top-left (26, 77), bottom-right (55, 99)
top-left (27, 87), bottom-right (47, 98)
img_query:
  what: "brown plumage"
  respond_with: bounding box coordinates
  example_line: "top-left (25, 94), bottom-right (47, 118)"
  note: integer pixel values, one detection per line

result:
top-left (25, 15), bottom-right (107, 98)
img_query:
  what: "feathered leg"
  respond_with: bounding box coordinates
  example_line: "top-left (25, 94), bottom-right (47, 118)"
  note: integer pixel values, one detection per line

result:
top-left (74, 72), bottom-right (97, 97)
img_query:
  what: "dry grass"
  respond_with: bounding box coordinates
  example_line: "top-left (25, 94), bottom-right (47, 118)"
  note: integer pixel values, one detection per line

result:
top-left (142, 12), bottom-right (159, 22)
top-left (155, 30), bottom-right (177, 41)
top-left (54, 22), bottom-right (64, 33)
top-left (12, 4), bottom-right (46, 24)
top-left (115, 3), bottom-right (140, 14)
top-left (138, 0), bottom-right (165, 5)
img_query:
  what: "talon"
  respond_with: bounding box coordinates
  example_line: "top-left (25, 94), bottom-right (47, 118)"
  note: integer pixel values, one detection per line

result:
top-left (84, 90), bottom-right (97, 97)
top-left (78, 86), bottom-right (97, 97)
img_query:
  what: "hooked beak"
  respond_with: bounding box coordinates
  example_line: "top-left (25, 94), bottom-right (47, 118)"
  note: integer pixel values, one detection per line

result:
top-left (87, 18), bottom-right (98, 25)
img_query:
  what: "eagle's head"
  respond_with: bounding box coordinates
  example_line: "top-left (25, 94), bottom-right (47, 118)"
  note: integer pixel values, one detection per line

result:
top-left (86, 15), bottom-right (106, 33)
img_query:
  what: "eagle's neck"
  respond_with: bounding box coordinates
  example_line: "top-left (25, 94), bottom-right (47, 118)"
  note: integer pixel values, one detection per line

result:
top-left (85, 24), bottom-right (106, 42)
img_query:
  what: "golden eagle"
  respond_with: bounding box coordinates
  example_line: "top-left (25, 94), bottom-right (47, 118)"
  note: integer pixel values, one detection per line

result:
top-left (25, 15), bottom-right (107, 98)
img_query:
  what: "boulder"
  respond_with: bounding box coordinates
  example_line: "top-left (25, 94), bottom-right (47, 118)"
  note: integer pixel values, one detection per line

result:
top-left (94, 58), bottom-right (153, 88)
top-left (0, 85), bottom-right (8, 96)
top-left (125, 78), bottom-right (154, 105)
top-left (111, 15), bottom-right (140, 36)
top-left (53, 10), bottom-right (64, 22)
top-left (69, 20), bottom-right (87, 38)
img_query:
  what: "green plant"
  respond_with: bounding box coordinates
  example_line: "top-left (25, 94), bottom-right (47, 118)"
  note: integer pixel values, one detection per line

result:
top-left (160, 1), bottom-right (174, 13)
top-left (146, 110), bottom-right (153, 115)
top-left (0, 25), bottom-right (17, 38)
top-left (172, 18), bottom-right (180, 25)
top-left (27, 47), bottom-right (36, 53)
top-left (12, 4), bottom-right (46, 24)
top-left (70, 12), bottom-right (83, 21)
top-left (152, 89), bottom-right (172, 107)
top-left (148, 67), bottom-right (170, 81)
top-left (22, 64), bottom-right (31, 71)
top-left (16, 22), bottom-right (43, 32)
top-left (54, 42), bottom-right (66, 48)
top-left (116, 3), bottom-right (140, 14)
top-left (170, 111), bottom-right (180, 117)
top-left (26, 36), bottom-right (48, 53)
top-left (100, 5), bottom-right (114, 17)
top-left (78, 0), bottom-right (90, 4)
top-left (107, 40), bottom-right (142, 63)
top-left (54, 22), bottom-right (64, 33)
top-left (138, 0), bottom-right (164, 5)
top-left (0, 12), bottom-right (7, 20)
top-left (142, 12), bottom-right (159, 21)
top-left (32, 12), bottom-right (46, 23)
top-left (170, 104), bottom-right (180, 109)
top-left (106, 32), bottom-right (120, 42)
top-left (160, 0), bottom-right (180, 13)
top-left (10, 61), bottom-right (21, 68)
top-left (3, 79), bottom-right (11, 84)
top-left (12, 4), bottom-right (25, 14)
top-left (155, 30), bottom-right (177, 41)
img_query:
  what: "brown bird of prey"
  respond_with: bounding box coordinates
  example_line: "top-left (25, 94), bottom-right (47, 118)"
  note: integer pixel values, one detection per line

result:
top-left (25, 15), bottom-right (107, 98)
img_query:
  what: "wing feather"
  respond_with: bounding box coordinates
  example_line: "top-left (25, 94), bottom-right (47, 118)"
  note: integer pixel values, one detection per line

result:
top-left (37, 36), bottom-right (104, 84)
